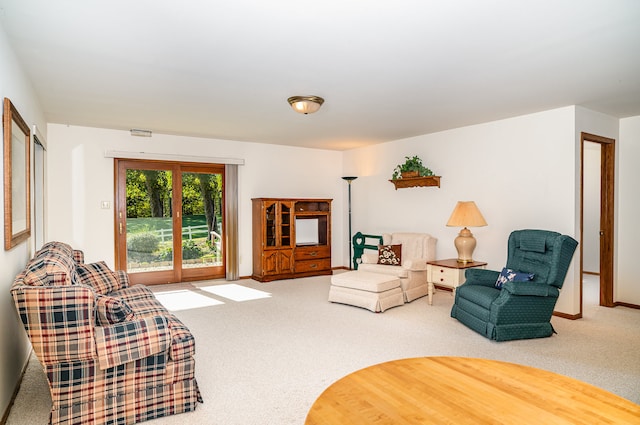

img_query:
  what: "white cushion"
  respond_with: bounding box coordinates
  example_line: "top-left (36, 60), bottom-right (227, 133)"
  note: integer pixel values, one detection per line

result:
top-left (331, 271), bottom-right (401, 292)
top-left (357, 264), bottom-right (409, 279)
top-left (383, 232), bottom-right (437, 264)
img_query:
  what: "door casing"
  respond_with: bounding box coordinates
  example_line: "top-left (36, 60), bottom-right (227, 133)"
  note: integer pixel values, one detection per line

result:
top-left (114, 159), bottom-right (225, 285)
top-left (580, 132), bottom-right (615, 313)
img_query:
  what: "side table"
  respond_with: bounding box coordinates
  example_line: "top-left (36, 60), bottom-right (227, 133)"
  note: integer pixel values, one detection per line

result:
top-left (427, 259), bottom-right (487, 305)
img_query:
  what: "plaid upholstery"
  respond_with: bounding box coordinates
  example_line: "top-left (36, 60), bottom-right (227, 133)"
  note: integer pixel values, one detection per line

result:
top-left (23, 241), bottom-right (79, 286)
top-left (11, 243), bottom-right (202, 425)
top-left (125, 297), bottom-right (196, 361)
top-left (111, 285), bottom-right (154, 301)
top-left (94, 316), bottom-right (170, 369)
top-left (114, 269), bottom-right (131, 289)
top-left (72, 249), bottom-right (85, 264)
top-left (77, 261), bottom-right (123, 294)
top-left (95, 294), bottom-right (136, 326)
top-left (12, 285), bottom-right (96, 363)
top-left (50, 379), bottom-right (201, 425)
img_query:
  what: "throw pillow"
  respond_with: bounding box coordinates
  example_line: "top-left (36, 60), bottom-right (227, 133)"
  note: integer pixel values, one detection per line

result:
top-left (378, 244), bottom-right (402, 266)
top-left (77, 261), bottom-right (122, 294)
top-left (495, 267), bottom-right (535, 289)
top-left (95, 295), bottom-right (135, 326)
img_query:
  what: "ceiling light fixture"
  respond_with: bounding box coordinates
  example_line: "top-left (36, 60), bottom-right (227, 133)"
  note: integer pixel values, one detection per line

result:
top-left (287, 96), bottom-right (324, 114)
top-left (130, 128), bottom-right (152, 137)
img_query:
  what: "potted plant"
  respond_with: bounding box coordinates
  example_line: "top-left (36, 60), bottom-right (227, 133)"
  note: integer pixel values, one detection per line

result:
top-left (391, 155), bottom-right (434, 180)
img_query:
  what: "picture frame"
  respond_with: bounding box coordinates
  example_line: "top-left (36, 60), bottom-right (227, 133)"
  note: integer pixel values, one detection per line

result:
top-left (3, 97), bottom-right (31, 250)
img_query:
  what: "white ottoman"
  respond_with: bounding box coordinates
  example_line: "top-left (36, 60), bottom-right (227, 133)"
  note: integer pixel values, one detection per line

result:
top-left (329, 271), bottom-right (404, 312)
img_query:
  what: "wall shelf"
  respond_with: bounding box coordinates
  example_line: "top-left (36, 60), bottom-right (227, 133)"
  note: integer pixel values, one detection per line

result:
top-left (389, 176), bottom-right (441, 190)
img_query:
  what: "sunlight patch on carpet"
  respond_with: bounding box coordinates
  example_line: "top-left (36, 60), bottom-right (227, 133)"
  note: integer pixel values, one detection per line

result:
top-left (155, 290), bottom-right (225, 311)
top-left (200, 284), bottom-right (271, 301)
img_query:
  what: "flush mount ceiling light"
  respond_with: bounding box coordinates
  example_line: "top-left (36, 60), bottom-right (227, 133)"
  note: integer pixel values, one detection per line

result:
top-left (287, 96), bottom-right (324, 114)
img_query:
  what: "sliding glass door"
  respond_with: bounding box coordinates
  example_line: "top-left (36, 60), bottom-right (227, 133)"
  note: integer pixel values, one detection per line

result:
top-left (115, 159), bottom-right (225, 285)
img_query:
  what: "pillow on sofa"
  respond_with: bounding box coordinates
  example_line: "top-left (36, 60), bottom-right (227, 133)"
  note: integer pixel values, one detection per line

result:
top-left (95, 295), bottom-right (135, 326)
top-left (77, 261), bottom-right (122, 294)
top-left (495, 267), bottom-right (535, 289)
top-left (378, 244), bottom-right (402, 266)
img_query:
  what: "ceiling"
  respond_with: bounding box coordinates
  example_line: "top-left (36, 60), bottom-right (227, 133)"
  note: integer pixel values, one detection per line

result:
top-left (1, 1), bottom-right (639, 151)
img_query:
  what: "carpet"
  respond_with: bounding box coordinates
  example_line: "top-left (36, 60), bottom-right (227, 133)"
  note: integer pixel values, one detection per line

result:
top-left (6, 274), bottom-right (640, 424)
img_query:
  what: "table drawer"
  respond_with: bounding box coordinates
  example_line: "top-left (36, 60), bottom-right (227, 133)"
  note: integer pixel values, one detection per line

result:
top-left (295, 245), bottom-right (330, 260)
top-left (295, 258), bottom-right (331, 273)
top-left (430, 266), bottom-right (460, 286)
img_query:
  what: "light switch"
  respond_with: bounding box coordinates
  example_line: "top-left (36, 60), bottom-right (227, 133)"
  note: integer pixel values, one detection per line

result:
top-left (101, 201), bottom-right (111, 209)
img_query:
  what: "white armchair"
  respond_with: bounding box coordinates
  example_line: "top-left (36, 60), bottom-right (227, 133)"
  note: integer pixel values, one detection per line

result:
top-left (355, 232), bottom-right (437, 302)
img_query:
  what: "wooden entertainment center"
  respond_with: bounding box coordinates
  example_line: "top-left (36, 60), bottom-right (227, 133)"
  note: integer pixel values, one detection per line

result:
top-left (252, 198), bottom-right (332, 282)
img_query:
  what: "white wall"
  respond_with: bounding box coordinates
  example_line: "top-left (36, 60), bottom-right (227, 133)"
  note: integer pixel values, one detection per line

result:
top-left (0, 23), bottom-right (46, 419)
top-left (618, 116), bottom-right (640, 304)
top-left (344, 107), bottom-right (582, 314)
top-left (46, 124), bottom-right (345, 276)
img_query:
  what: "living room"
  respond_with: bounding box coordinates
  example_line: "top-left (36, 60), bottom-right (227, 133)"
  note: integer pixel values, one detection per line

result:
top-left (2, 2), bottom-right (640, 424)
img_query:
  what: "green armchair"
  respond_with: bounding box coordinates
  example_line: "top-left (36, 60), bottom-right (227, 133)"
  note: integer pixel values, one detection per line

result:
top-left (450, 229), bottom-right (578, 341)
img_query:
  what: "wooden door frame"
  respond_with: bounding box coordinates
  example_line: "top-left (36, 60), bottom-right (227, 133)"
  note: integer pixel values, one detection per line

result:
top-left (580, 132), bottom-right (615, 313)
top-left (114, 159), bottom-right (225, 285)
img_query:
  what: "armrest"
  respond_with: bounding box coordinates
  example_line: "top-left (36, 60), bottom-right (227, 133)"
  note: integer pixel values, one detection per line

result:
top-left (402, 258), bottom-right (427, 271)
top-left (94, 316), bottom-right (170, 370)
top-left (502, 281), bottom-right (559, 297)
top-left (463, 269), bottom-right (500, 287)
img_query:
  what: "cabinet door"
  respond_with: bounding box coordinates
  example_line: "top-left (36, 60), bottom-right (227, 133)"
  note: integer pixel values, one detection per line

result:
top-left (279, 249), bottom-right (294, 274)
top-left (279, 201), bottom-right (293, 248)
top-left (262, 249), bottom-right (294, 276)
top-left (264, 201), bottom-right (277, 247)
top-left (262, 250), bottom-right (279, 275)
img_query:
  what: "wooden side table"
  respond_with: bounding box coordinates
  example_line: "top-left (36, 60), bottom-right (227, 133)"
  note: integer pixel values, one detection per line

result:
top-left (427, 259), bottom-right (487, 305)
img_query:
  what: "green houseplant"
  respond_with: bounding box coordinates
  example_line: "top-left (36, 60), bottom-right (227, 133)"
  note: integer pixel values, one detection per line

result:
top-left (391, 155), bottom-right (434, 180)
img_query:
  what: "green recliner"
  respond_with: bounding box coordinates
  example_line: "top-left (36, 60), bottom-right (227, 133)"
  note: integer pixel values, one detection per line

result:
top-left (450, 229), bottom-right (578, 341)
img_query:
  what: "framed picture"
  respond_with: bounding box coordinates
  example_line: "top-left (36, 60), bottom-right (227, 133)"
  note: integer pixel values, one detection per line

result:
top-left (3, 97), bottom-right (31, 250)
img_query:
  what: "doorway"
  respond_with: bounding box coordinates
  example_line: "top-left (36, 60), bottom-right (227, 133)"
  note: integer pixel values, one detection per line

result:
top-left (115, 159), bottom-right (225, 285)
top-left (32, 129), bottom-right (46, 251)
top-left (580, 132), bottom-right (615, 312)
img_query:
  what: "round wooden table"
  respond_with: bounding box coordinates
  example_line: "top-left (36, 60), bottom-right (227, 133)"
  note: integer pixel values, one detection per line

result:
top-left (305, 357), bottom-right (640, 424)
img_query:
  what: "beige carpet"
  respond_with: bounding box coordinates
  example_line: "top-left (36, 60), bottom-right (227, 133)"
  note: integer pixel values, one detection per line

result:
top-left (6, 274), bottom-right (640, 424)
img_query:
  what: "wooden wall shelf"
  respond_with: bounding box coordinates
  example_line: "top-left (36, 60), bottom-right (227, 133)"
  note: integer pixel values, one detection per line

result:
top-left (389, 176), bottom-right (441, 190)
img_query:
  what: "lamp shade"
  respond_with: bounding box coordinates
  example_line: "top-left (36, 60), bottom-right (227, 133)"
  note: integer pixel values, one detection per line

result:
top-left (446, 201), bottom-right (487, 227)
top-left (287, 96), bottom-right (324, 114)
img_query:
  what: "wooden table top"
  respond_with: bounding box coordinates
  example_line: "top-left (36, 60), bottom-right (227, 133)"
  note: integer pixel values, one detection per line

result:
top-left (427, 259), bottom-right (488, 269)
top-left (305, 357), bottom-right (640, 425)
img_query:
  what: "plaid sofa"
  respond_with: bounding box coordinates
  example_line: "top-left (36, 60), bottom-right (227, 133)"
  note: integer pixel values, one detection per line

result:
top-left (10, 241), bottom-right (202, 425)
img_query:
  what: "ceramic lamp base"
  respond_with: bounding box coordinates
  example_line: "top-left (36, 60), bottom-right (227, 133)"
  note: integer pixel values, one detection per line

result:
top-left (454, 227), bottom-right (477, 263)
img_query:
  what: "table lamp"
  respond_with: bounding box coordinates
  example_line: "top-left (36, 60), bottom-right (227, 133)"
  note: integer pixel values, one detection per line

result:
top-left (446, 201), bottom-right (487, 263)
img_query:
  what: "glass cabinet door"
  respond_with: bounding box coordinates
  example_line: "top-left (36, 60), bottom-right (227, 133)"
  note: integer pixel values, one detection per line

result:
top-left (281, 202), bottom-right (291, 247)
top-left (265, 202), bottom-right (276, 246)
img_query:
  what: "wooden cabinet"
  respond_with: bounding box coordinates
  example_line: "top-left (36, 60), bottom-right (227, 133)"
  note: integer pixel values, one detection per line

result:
top-left (252, 198), bottom-right (332, 282)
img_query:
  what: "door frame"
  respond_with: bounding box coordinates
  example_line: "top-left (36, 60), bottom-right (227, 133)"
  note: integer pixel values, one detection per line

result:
top-left (580, 132), bottom-right (615, 312)
top-left (114, 159), bottom-right (225, 285)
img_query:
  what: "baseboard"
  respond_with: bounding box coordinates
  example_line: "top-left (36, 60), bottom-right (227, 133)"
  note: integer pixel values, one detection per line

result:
top-left (615, 301), bottom-right (640, 310)
top-left (0, 348), bottom-right (32, 425)
top-left (553, 311), bottom-right (582, 320)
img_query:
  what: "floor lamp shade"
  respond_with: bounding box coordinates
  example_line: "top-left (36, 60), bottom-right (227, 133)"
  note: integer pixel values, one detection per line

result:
top-left (446, 201), bottom-right (487, 263)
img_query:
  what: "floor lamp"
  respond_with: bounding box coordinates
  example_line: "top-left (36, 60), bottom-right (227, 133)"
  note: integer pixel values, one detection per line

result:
top-left (342, 176), bottom-right (357, 269)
